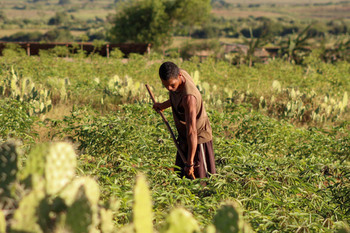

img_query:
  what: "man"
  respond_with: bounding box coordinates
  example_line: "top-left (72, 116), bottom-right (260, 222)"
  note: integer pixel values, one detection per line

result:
top-left (153, 61), bottom-right (216, 179)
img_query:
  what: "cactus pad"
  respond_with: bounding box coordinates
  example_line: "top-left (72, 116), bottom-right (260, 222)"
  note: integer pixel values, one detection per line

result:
top-left (161, 208), bottom-right (200, 233)
top-left (0, 141), bottom-right (18, 199)
top-left (21, 142), bottom-right (77, 195)
top-left (60, 177), bottom-right (100, 233)
top-left (0, 209), bottom-right (6, 233)
top-left (213, 203), bottom-right (239, 233)
top-left (100, 208), bottom-right (114, 233)
top-left (204, 225), bottom-right (216, 233)
top-left (213, 202), bottom-right (254, 233)
top-left (11, 184), bottom-right (45, 233)
top-left (336, 222), bottom-right (350, 233)
top-left (133, 174), bottom-right (153, 233)
top-left (45, 143), bottom-right (76, 195)
top-left (59, 177), bottom-right (100, 207)
top-left (66, 186), bottom-right (94, 233)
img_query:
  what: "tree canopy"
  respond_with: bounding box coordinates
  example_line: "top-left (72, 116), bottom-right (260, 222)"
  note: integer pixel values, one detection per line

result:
top-left (110, 0), bottom-right (212, 48)
top-left (58, 0), bottom-right (71, 5)
top-left (173, 0), bottom-right (211, 36)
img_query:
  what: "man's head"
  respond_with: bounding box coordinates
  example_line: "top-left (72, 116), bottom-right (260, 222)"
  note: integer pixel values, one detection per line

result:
top-left (159, 62), bottom-right (182, 92)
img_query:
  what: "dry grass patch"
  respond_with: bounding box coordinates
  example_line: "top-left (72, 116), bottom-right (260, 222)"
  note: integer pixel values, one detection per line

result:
top-left (5, 9), bottom-right (55, 20)
top-left (0, 29), bottom-right (49, 37)
top-left (33, 103), bottom-right (73, 143)
top-left (212, 9), bottom-right (284, 18)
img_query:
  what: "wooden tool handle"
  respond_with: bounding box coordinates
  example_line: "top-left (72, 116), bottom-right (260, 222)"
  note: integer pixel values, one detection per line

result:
top-left (145, 84), bottom-right (156, 103)
top-left (145, 84), bottom-right (195, 180)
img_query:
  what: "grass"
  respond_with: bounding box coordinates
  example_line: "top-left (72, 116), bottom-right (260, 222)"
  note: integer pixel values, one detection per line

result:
top-left (225, 0), bottom-right (350, 5)
top-left (4, 9), bottom-right (56, 20)
top-left (212, 3), bottom-right (350, 20)
top-left (71, 9), bottom-right (115, 20)
top-left (0, 28), bottom-right (50, 37)
top-left (32, 103), bottom-right (74, 143)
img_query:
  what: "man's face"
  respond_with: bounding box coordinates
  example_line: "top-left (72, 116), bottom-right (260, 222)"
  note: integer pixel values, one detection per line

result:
top-left (161, 75), bottom-right (181, 92)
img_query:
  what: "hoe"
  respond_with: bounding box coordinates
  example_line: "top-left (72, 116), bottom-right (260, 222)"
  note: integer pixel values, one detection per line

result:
top-left (145, 84), bottom-right (196, 180)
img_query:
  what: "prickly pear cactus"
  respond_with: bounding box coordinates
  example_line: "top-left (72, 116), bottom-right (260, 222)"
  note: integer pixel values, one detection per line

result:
top-left (161, 208), bottom-right (200, 233)
top-left (31, 88), bottom-right (52, 114)
top-left (213, 202), bottom-right (254, 233)
top-left (213, 203), bottom-right (239, 233)
top-left (100, 208), bottom-right (115, 233)
top-left (0, 141), bottom-right (18, 199)
top-left (0, 210), bottom-right (5, 233)
top-left (59, 177), bottom-right (100, 206)
top-left (0, 68), bottom-right (53, 115)
top-left (133, 174), bottom-right (153, 233)
top-left (104, 75), bottom-right (144, 103)
top-left (36, 196), bottom-right (53, 232)
top-left (66, 186), bottom-right (94, 233)
top-left (337, 222), bottom-right (350, 233)
top-left (204, 224), bottom-right (216, 233)
top-left (0, 142), bottom-right (118, 233)
top-left (11, 178), bottom-right (45, 233)
top-left (272, 80), bottom-right (282, 93)
top-left (20, 143), bottom-right (47, 183)
top-left (45, 143), bottom-right (76, 195)
top-left (59, 177), bottom-right (100, 233)
top-left (21, 142), bottom-right (76, 195)
top-left (118, 224), bottom-right (135, 233)
top-left (52, 212), bottom-right (69, 233)
top-left (191, 70), bottom-right (200, 85)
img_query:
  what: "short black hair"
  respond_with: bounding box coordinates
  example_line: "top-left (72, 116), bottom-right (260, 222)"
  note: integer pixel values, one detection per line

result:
top-left (159, 62), bottom-right (179, 81)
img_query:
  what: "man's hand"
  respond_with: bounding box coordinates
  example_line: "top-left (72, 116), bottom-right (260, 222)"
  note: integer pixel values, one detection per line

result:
top-left (185, 165), bottom-right (194, 178)
top-left (153, 102), bottom-right (164, 113)
top-left (153, 100), bottom-right (171, 113)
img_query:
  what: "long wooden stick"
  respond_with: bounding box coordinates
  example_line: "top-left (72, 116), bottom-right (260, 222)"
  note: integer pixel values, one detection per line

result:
top-left (145, 84), bottom-right (195, 179)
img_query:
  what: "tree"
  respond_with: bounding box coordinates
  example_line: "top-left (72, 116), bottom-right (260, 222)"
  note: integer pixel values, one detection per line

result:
top-left (58, 0), bottom-right (71, 5)
top-left (0, 31), bottom-right (43, 42)
top-left (31, 0), bottom-right (48, 2)
top-left (48, 12), bottom-right (70, 26)
top-left (278, 24), bottom-right (313, 64)
top-left (242, 27), bottom-right (269, 67)
top-left (0, 11), bottom-right (7, 22)
top-left (110, 0), bottom-right (171, 48)
top-left (110, 0), bottom-right (212, 48)
top-left (173, 0), bottom-right (212, 37)
top-left (43, 29), bottom-right (73, 42)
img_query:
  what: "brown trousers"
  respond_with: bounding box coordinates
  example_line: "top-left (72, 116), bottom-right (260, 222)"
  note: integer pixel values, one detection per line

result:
top-left (175, 140), bottom-right (216, 179)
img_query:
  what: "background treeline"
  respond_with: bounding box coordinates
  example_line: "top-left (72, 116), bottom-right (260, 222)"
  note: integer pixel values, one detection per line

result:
top-left (188, 17), bottom-right (349, 39)
top-left (0, 10), bottom-right (107, 42)
top-left (1, 0), bottom-right (349, 65)
top-left (1, 11), bottom-right (349, 42)
top-left (1, 0), bottom-right (350, 43)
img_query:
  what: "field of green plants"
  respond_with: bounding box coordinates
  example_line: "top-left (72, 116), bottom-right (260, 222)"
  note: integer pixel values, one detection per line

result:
top-left (0, 47), bottom-right (350, 232)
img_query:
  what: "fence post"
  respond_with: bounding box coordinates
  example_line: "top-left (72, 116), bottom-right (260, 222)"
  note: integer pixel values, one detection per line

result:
top-left (106, 44), bottom-right (110, 58)
top-left (26, 43), bottom-right (30, 56)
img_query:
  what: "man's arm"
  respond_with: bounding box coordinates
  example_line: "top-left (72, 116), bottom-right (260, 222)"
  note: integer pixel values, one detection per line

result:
top-left (153, 99), bottom-right (171, 112)
top-left (183, 95), bottom-right (197, 177)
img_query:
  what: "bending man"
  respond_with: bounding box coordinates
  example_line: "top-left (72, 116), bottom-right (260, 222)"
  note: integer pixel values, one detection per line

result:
top-left (153, 62), bottom-right (216, 179)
